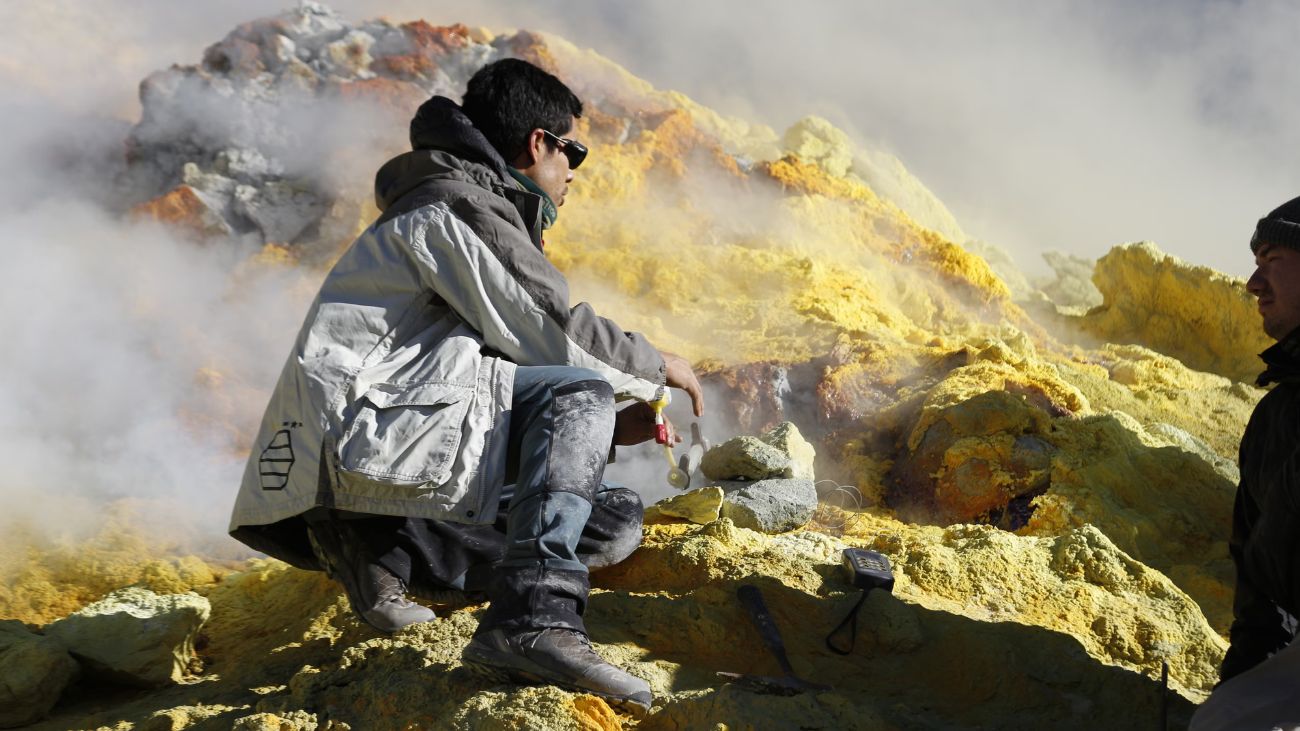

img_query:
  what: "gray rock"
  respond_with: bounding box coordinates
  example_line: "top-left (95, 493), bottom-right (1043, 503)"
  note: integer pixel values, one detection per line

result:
top-left (701, 436), bottom-right (791, 481)
top-left (321, 30), bottom-right (376, 78)
top-left (181, 162), bottom-right (238, 197)
top-left (760, 421), bottom-right (817, 481)
top-left (214, 147), bottom-right (282, 182)
top-left (266, 34), bottom-right (298, 71)
top-left (281, 1), bottom-right (347, 45)
top-left (0, 620), bottom-right (79, 728)
top-left (232, 180), bottom-right (327, 243)
top-left (45, 587), bottom-right (210, 688)
top-left (1147, 422), bottom-right (1241, 485)
top-left (718, 477), bottom-right (818, 533)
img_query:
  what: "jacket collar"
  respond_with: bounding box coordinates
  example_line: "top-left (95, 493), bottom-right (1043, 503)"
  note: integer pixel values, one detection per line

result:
top-left (1257, 326), bottom-right (1300, 386)
top-left (372, 96), bottom-right (545, 249)
top-left (506, 168), bottom-right (558, 230)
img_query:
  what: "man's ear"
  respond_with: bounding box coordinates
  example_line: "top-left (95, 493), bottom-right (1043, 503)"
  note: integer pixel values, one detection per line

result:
top-left (514, 129), bottom-right (546, 168)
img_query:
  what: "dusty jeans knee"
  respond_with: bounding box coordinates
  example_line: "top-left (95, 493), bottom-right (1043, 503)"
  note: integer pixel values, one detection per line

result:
top-left (346, 482), bottom-right (643, 601)
top-left (478, 365), bottom-right (618, 634)
top-left (576, 484), bottom-right (643, 570)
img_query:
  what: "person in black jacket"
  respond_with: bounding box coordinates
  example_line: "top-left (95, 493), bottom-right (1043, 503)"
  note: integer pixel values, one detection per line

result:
top-left (1193, 196), bottom-right (1300, 730)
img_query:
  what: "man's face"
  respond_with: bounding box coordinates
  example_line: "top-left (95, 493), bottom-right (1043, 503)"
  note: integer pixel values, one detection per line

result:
top-left (1247, 243), bottom-right (1300, 340)
top-left (522, 117), bottom-right (577, 207)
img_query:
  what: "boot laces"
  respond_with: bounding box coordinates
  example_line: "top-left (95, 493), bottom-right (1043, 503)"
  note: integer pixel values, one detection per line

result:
top-left (372, 567), bottom-right (414, 607)
top-left (530, 628), bottom-right (601, 661)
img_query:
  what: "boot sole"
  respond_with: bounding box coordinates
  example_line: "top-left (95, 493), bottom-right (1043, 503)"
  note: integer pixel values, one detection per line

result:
top-left (462, 648), bottom-right (651, 719)
top-left (359, 606), bottom-right (437, 634)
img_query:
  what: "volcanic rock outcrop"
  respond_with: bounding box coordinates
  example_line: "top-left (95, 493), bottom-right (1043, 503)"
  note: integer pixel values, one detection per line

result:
top-left (0, 3), bottom-right (1273, 729)
top-left (1036, 250), bottom-right (1104, 313)
top-left (1078, 242), bottom-right (1269, 383)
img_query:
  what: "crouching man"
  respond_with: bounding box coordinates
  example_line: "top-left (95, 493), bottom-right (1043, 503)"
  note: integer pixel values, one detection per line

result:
top-left (227, 58), bottom-right (704, 716)
top-left (1193, 196), bottom-right (1300, 730)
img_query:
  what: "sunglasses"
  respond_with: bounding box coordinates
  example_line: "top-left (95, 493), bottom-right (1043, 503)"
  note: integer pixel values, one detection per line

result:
top-left (541, 129), bottom-right (588, 170)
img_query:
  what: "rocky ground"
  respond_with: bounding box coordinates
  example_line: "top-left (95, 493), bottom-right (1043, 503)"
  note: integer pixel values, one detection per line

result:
top-left (0, 4), bottom-right (1266, 729)
top-left (6, 512), bottom-right (1201, 730)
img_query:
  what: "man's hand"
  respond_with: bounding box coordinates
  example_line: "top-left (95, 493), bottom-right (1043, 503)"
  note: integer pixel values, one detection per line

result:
top-left (662, 351), bottom-right (705, 417)
top-left (613, 402), bottom-right (681, 446)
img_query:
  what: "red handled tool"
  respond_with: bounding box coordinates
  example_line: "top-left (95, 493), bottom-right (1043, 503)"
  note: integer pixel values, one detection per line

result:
top-left (650, 392), bottom-right (689, 489)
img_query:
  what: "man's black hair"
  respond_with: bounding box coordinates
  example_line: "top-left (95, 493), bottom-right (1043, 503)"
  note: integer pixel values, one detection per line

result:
top-left (461, 58), bottom-right (583, 163)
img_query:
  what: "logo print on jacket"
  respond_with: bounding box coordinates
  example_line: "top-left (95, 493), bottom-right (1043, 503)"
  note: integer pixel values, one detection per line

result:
top-left (259, 428), bottom-right (296, 490)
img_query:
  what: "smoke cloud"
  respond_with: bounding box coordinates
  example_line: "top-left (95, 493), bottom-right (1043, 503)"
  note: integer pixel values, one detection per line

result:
top-left (468, 0), bottom-right (1300, 279)
top-left (0, 199), bottom-right (311, 550)
top-left (474, 1), bottom-right (1300, 279)
top-left (9, 2), bottom-right (1298, 279)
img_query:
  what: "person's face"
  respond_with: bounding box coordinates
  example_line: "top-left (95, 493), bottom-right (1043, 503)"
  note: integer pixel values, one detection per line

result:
top-left (520, 118), bottom-right (578, 207)
top-left (1247, 243), bottom-right (1300, 340)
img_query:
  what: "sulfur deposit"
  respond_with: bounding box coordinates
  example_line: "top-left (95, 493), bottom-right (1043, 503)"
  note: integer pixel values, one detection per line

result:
top-left (1, 3), bottom-right (1274, 729)
top-left (1077, 242), bottom-right (1271, 383)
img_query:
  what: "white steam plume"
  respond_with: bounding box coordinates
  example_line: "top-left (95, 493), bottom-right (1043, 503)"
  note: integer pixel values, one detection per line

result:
top-left (8, 2), bottom-right (1300, 278)
top-left (470, 0), bottom-right (1300, 279)
top-left (0, 196), bottom-right (311, 550)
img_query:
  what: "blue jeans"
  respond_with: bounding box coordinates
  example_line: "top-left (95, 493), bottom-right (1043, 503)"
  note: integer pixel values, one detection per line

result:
top-left (477, 365), bottom-right (631, 634)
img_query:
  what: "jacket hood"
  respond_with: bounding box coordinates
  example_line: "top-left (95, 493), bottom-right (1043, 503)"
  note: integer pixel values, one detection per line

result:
top-left (374, 97), bottom-right (514, 212)
top-left (411, 97), bottom-right (511, 180)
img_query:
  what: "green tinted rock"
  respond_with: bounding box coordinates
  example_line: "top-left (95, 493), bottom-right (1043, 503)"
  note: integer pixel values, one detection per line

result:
top-left (46, 587), bottom-right (209, 688)
top-left (0, 619), bottom-right (78, 728)
top-left (700, 436), bottom-right (790, 481)
top-left (760, 422), bottom-right (817, 481)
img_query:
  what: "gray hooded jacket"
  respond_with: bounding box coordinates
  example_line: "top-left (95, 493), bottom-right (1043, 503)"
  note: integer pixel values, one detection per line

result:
top-left (228, 98), bottom-right (665, 566)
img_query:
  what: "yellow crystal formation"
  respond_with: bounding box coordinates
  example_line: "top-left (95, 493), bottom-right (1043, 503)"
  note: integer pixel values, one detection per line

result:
top-left (1079, 242), bottom-right (1270, 383)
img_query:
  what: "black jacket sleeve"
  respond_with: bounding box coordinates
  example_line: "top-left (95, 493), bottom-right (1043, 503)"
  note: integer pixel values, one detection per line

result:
top-left (1221, 451), bottom-right (1299, 683)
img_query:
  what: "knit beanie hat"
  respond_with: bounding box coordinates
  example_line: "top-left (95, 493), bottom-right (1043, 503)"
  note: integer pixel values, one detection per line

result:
top-left (1251, 196), bottom-right (1300, 253)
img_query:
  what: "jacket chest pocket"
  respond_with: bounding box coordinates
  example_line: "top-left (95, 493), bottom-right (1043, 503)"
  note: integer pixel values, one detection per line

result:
top-left (337, 382), bottom-right (473, 485)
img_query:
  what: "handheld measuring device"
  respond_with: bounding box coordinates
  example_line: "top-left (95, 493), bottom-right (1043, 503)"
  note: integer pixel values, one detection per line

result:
top-left (842, 548), bottom-right (895, 593)
top-left (826, 547), bottom-right (896, 655)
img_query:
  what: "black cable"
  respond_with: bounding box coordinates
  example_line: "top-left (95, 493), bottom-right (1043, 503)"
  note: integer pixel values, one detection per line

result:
top-left (825, 589), bottom-right (870, 655)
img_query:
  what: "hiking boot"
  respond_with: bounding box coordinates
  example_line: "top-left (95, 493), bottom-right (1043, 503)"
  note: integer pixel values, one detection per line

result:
top-left (462, 627), bottom-right (652, 716)
top-left (306, 522), bottom-right (436, 633)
